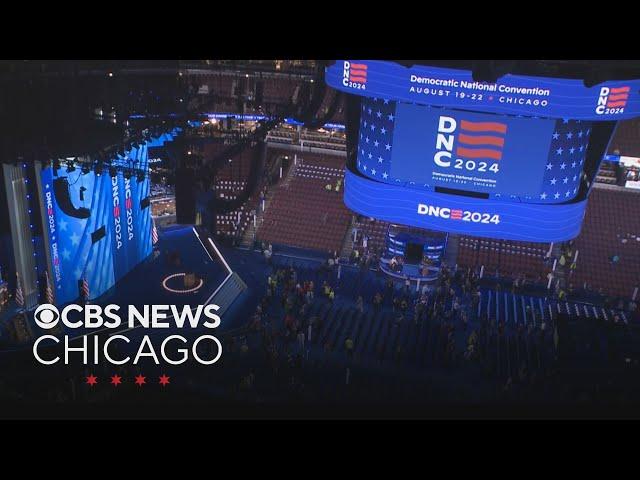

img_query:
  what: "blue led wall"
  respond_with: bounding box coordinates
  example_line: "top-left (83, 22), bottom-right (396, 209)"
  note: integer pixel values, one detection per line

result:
top-left (39, 130), bottom-right (181, 305)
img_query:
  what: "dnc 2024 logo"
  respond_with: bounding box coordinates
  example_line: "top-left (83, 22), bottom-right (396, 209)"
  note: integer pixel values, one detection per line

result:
top-left (433, 115), bottom-right (507, 175)
top-left (343, 61), bottom-right (367, 90)
top-left (417, 203), bottom-right (500, 225)
top-left (596, 86), bottom-right (629, 115)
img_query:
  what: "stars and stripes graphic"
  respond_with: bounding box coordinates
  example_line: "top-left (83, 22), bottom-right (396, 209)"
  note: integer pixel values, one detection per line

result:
top-left (348, 63), bottom-right (368, 84)
top-left (15, 272), bottom-right (24, 308)
top-left (537, 119), bottom-right (592, 203)
top-left (606, 86), bottom-right (630, 108)
top-left (44, 270), bottom-right (54, 304)
top-left (450, 209), bottom-right (463, 221)
top-left (456, 120), bottom-right (508, 161)
top-left (152, 218), bottom-right (159, 245)
top-left (81, 277), bottom-right (90, 300)
top-left (356, 97), bottom-right (397, 182)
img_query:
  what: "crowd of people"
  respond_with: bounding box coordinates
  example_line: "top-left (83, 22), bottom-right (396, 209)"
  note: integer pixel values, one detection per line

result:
top-left (231, 257), bottom-right (564, 398)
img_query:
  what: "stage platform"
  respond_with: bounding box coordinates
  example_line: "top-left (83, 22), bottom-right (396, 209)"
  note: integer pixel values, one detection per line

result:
top-left (379, 258), bottom-right (440, 283)
top-left (98, 225), bottom-right (228, 309)
top-left (0, 225), bottom-right (246, 349)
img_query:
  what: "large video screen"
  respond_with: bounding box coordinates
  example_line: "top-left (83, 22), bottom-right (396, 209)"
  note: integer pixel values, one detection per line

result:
top-left (355, 97), bottom-right (592, 203)
top-left (40, 147), bottom-right (152, 305)
top-left (327, 60), bottom-right (640, 120)
top-left (343, 169), bottom-right (589, 242)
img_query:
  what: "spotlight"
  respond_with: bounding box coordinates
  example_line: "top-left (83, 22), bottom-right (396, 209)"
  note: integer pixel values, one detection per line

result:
top-left (94, 162), bottom-right (103, 176)
top-left (124, 169), bottom-right (132, 180)
top-left (109, 166), bottom-right (117, 177)
top-left (81, 163), bottom-right (91, 175)
top-left (66, 160), bottom-right (76, 173)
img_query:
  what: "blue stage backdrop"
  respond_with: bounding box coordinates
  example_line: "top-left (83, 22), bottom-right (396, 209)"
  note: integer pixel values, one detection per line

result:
top-left (40, 147), bottom-right (152, 305)
top-left (356, 97), bottom-right (592, 203)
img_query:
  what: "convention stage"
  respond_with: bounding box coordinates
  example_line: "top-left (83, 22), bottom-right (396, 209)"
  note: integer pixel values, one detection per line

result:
top-left (0, 225), bottom-right (246, 348)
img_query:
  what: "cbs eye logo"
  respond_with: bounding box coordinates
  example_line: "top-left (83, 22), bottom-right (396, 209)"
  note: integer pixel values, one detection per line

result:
top-left (34, 304), bottom-right (60, 329)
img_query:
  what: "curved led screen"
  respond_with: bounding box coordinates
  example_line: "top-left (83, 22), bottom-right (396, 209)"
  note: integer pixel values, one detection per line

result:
top-left (326, 60), bottom-right (640, 120)
top-left (344, 169), bottom-right (587, 242)
top-left (330, 60), bottom-right (640, 243)
top-left (356, 97), bottom-right (591, 203)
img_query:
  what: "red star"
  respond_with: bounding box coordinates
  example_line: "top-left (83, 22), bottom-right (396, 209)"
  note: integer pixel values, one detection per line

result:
top-left (110, 374), bottom-right (122, 387)
top-left (134, 374), bottom-right (146, 386)
top-left (159, 374), bottom-right (170, 387)
top-left (86, 374), bottom-right (98, 386)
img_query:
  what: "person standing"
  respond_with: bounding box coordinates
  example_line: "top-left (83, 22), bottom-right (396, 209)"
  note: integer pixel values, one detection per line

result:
top-left (373, 292), bottom-right (382, 313)
top-left (356, 295), bottom-right (364, 314)
top-left (345, 337), bottom-right (354, 359)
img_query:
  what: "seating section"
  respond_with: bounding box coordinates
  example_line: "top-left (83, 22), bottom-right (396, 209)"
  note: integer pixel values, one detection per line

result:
top-left (200, 142), bottom-right (227, 161)
top-left (313, 88), bottom-right (346, 124)
top-left (213, 144), bottom-right (260, 240)
top-left (455, 186), bottom-right (640, 298)
top-left (595, 161), bottom-right (618, 185)
top-left (190, 72), bottom-right (345, 123)
top-left (214, 146), bottom-right (254, 182)
top-left (261, 77), bottom-right (300, 104)
top-left (202, 74), bottom-right (235, 98)
top-left (257, 153), bottom-right (351, 252)
top-left (299, 130), bottom-right (346, 151)
top-left (192, 73), bottom-right (237, 111)
top-left (266, 127), bottom-right (297, 146)
top-left (215, 204), bottom-right (253, 238)
top-left (457, 237), bottom-right (549, 280)
top-left (267, 126), bottom-right (347, 151)
top-left (351, 217), bottom-right (390, 257)
top-left (608, 118), bottom-right (640, 157)
top-left (571, 186), bottom-right (640, 297)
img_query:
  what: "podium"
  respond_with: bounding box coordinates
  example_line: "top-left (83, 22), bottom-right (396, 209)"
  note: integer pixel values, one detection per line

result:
top-left (184, 273), bottom-right (198, 289)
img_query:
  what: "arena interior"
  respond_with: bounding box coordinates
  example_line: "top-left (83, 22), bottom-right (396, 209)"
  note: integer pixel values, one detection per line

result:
top-left (1, 60), bottom-right (640, 418)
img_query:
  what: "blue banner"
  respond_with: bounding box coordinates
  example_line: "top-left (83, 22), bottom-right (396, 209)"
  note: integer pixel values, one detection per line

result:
top-left (327, 60), bottom-right (640, 120)
top-left (344, 169), bottom-right (587, 242)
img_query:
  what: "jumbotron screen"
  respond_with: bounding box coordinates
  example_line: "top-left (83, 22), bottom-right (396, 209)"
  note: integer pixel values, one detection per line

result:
top-left (355, 97), bottom-right (592, 203)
